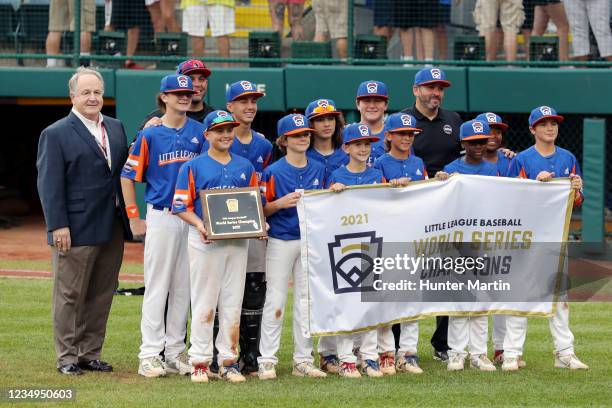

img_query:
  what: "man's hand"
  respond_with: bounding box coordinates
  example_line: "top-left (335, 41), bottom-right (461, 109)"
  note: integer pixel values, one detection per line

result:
top-left (499, 148), bottom-right (516, 159)
top-left (277, 191), bottom-right (302, 209)
top-left (536, 171), bottom-right (554, 182)
top-left (52, 227), bottom-right (71, 252)
top-left (330, 183), bottom-right (346, 193)
top-left (569, 173), bottom-right (583, 191)
top-left (143, 117), bottom-right (163, 129)
top-left (435, 171), bottom-right (450, 181)
top-left (129, 218), bottom-right (146, 239)
top-left (390, 177), bottom-right (411, 187)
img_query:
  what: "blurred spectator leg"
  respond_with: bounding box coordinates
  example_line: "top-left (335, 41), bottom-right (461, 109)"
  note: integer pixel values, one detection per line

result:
top-left (147, 0), bottom-right (165, 33)
top-left (288, 1), bottom-right (305, 40)
top-left (125, 27), bottom-right (143, 69)
top-left (268, 0), bottom-right (287, 39)
top-left (45, 32), bottom-right (64, 67)
top-left (434, 1), bottom-right (450, 61)
top-left (210, 4), bottom-right (235, 66)
top-left (161, 0), bottom-right (180, 32)
top-left (399, 28), bottom-right (415, 63)
top-left (585, 0), bottom-right (612, 61)
top-left (112, 0), bottom-right (145, 69)
top-left (564, 0), bottom-right (590, 62)
top-left (499, 0), bottom-right (524, 62)
top-left (104, 0), bottom-right (113, 31)
top-left (421, 28), bottom-right (435, 63)
top-left (183, 4), bottom-right (206, 56)
top-left (474, 0), bottom-right (499, 61)
top-left (533, 2), bottom-right (569, 61)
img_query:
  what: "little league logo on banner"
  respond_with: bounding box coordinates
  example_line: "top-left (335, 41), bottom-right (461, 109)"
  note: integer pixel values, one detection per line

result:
top-left (298, 175), bottom-right (575, 337)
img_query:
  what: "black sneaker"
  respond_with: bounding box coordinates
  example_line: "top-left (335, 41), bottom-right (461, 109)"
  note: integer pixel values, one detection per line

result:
top-left (433, 350), bottom-right (449, 363)
top-left (208, 360), bottom-right (221, 379)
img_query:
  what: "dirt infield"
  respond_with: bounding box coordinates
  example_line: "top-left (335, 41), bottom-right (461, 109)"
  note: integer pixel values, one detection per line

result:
top-left (0, 215), bottom-right (143, 263)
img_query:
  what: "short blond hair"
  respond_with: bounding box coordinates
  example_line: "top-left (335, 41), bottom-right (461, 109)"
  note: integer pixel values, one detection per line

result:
top-left (68, 67), bottom-right (104, 95)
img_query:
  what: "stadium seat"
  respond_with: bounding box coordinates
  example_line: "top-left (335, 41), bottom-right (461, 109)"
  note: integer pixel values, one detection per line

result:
top-left (291, 41), bottom-right (331, 63)
top-left (154, 32), bottom-right (188, 69)
top-left (453, 35), bottom-right (485, 61)
top-left (15, 4), bottom-right (49, 52)
top-left (248, 31), bottom-right (281, 67)
top-left (529, 36), bottom-right (558, 62)
top-left (0, 3), bottom-right (17, 49)
top-left (354, 34), bottom-right (387, 61)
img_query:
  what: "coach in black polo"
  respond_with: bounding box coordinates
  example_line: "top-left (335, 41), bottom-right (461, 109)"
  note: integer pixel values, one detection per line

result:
top-left (401, 67), bottom-right (462, 177)
top-left (393, 67), bottom-right (462, 363)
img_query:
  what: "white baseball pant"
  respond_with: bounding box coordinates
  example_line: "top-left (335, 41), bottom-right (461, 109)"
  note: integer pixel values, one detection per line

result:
top-left (503, 302), bottom-right (575, 358)
top-left (258, 238), bottom-right (313, 365)
top-left (564, 0), bottom-right (612, 58)
top-left (492, 315), bottom-right (506, 351)
top-left (187, 228), bottom-right (248, 365)
top-left (377, 322), bottom-right (419, 356)
top-left (448, 315), bottom-right (489, 358)
top-left (138, 205), bottom-right (190, 361)
top-left (337, 330), bottom-right (378, 363)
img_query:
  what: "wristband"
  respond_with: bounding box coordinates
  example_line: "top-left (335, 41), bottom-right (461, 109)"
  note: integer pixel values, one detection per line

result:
top-left (126, 204), bottom-right (140, 219)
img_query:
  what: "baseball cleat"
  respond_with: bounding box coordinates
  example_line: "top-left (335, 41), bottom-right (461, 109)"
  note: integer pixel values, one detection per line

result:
top-left (447, 355), bottom-right (465, 371)
top-left (433, 350), bottom-right (449, 363)
top-left (494, 350), bottom-right (527, 368)
top-left (257, 362), bottom-right (277, 380)
top-left (360, 359), bottom-right (383, 377)
top-left (501, 357), bottom-right (519, 372)
top-left (339, 362), bottom-right (361, 378)
top-left (138, 356), bottom-right (166, 378)
top-left (191, 362), bottom-right (210, 383)
top-left (164, 353), bottom-right (191, 376)
top-left (396, 354), bottom-right (423, 374)
top-left (319, 354), bottom-right (342, 374)
top-left (379, 353), bottom-right (397, 375)
top-left (554, 353), bottom-right (589, 370)
top-left (292, 361), bottom-right (327, 378)
top-left (470, 354), bottom-right (496, 372)
top-left (220, 363), bottom-right (247, 382)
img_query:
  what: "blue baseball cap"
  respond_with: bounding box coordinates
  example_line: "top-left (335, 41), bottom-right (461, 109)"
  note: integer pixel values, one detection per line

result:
top-left (414, 67), bottom-right (451, 87)
top-left (356, 80), bottom-right (389, 100)
top-left (529, 106), bottom-right (564, 127)
top-left (226, 80), bottom-right (265, 102)
top-left (203, 110), bottom-right (240, 131)
top-left (176, 59), bottom-right (211, 77)
top-left (305, 98), bottom-right (341, 120)
top-left (160, 74), bottom-right (197, 94)
top-left (342, 123), bottom-right (380, 145)
top-left (277, 114), bottom-right (314, 138)
top-left (460, 119), bottom-right (492, 141)
top-left (475, 112), bottom-right (508, 131)
top-left (385, 112), bottom-right (422, 133)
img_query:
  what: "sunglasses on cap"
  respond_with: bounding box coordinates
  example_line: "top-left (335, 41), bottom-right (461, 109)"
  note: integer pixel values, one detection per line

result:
top-left (311, 104), bottom-right (337, 114)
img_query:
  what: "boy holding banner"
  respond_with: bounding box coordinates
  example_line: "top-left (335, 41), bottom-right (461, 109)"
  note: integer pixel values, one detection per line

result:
top-left (443, 119), bottom-right (498, 372)
top-left (503, 106), bottom-right (588, 371)
top-left (327, 123), bottom-right (387, 378)
top-left (257, 114), bottom-right (327, 380)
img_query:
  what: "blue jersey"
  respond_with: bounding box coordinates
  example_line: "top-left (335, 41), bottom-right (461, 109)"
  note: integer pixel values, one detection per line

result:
top-left (327, 166), bottom-right (386, 187)
top-left (228, 130), bottom-right (273, 181)
top-left (373, 153), bottom-right (428, 181)
top-left (508, 145), bottom-right (583, 205)
top-left (488, 150), bottom-right (511, 177)
top-left (443, 158), bottom-right (499, 176)
top-left (306, 147), bottom-right (349, 177)
top-left (368, 128), bottom-right (386, 165)
top-left (260, 157), bottom-right (326, 240)
top-left (121, 118), bottom-right (206, 208)
top-left (172, 152), bottom-right (258, 219)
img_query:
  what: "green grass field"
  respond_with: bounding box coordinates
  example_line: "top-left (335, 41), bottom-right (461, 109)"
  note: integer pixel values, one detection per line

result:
top-left (1, 277), bottom-right (611, 407)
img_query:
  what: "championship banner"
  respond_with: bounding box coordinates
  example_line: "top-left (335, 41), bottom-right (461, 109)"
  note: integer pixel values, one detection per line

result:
top-left (297, 175), bottom-right (575, 337)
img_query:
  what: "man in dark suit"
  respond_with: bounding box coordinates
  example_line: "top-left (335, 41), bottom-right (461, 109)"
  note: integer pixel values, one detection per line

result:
top-left (37, 67), bottom-right (130, 375)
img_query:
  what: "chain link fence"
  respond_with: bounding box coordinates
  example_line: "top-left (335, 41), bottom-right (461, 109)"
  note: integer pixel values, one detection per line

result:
top-left (1, 0), bottom-right (611, 67)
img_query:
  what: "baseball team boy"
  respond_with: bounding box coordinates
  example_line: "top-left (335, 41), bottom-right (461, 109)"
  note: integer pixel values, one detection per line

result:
top-left (326, 123), bottom-right (386, 378)
top-left (356, 80), bottom-right (389, 163)
top-left (373, 112), bottom-right (428, 375)
top-left (172, 110), bottom-right (259, 383)
top-left (502, 106), bottom-right (588, 372)
top-left (443, 119), bottom-right (498, 372)
top-left (225, 80), bottom-right (274, 375)
top-left (305, 98), bottom-right (349, 177)
top-left (121, 74), bottom-right (205, 378)
top-left (257, 114), bottom-right (327, 380)
top-left (476, 112), bottom-right (512, 177)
